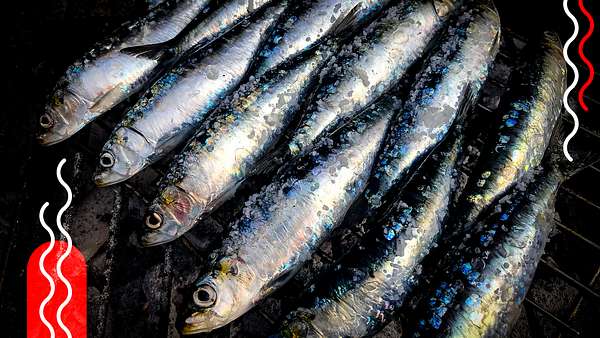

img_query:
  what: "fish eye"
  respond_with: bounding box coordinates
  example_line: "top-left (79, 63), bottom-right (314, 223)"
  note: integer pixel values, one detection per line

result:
top-left (99, 152), bottom-right (115, 168)
top-left (193, 284), bottom-right (217, 308)
top-left (145, 212), bottom-right (163, 229)
top-left (39, 114), bottom-right (54, 129)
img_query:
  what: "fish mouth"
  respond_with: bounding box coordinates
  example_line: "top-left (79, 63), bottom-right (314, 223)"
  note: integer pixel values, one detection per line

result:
top-left (37, 132), bottom-right (68, 146)
top-left (93, 171), bottom-right (130, 187)
top-left (181, 311), bottom-right (228, 335)
top-left (181, 321), bottom-right (212, 335)
top-left (140, 230), bottom-right (177, 247)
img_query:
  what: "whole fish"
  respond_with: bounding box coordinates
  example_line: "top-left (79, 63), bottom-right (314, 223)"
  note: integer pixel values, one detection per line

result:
top-left (94, 3), bottom-right (286, 186)
top-left (141, 45), bottom-right (335, 246)
top-left (254, 0), bottom-right (391, 76)
top-left (404, 148), bottom-right (585, 337)
top-left (278, 128), bottom-right (463, 338)
top-left (287, 0), bottom-right (461, 156)
top-left (181, 95), bottom-right (396, 334)
top-left (446, 32), bottom-right (566, 235)
top-left (38, 0), bottom-right (274, 145)
top-left (364, 0), bottom-right (500, 211)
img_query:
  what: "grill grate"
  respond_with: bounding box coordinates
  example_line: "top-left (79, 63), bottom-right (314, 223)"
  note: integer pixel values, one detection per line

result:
top-left (1, 1), bottom-right (598, 337)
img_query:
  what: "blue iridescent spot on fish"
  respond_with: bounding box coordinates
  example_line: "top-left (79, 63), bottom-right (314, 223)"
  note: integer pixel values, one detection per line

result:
top-left (505, 118), bottom-right (518, 127)
top-left (461, 263), bottom-right (472, 275)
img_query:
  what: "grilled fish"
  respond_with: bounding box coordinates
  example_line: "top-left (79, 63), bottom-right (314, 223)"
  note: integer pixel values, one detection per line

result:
top-left (254, 0), bottom-right (391, 76)
top-left (364, 0), bottom-right (500, 211)
top-left (141, 45), bottom-right (335, 246)
top-left (404, 151), bottom-right (582, 337)
top-left (181, 95), bottom-right (397, 334)
top-left (446, 32), bottom-right (566, 235)
top-left (278, 128), bottom-right (464, 338)
top-left (286, 0), bottom-right (461, 156)
top-left (38, 0), bottom-right (274, 145)
top-left (94, 3), bottom-right (286, 186)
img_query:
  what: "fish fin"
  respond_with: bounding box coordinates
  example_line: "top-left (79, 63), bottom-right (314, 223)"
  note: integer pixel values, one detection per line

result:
top-left (329, 2), bottom-right (364, 37)
top-left (546, 120), bottom-right (600, 178)
top-left (456, 83), bottom-right (477, 124)
top-left (120, 41), bottom-right (176, 61)
top-left (89, 84), bottom-right (127, 113)
top-left (261, 266), bottom-right (301, 296)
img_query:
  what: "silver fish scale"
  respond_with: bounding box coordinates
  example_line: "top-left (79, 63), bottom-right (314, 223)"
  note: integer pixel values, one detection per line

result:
top-left (287, 0), bottom-right (457, 156)
top-left (165, 50), bottom-right (329, 220)
top-left (139, 48), bottom-right (331, 246)
top-left (183, 99), bottom-right (394, 333)
top-left (230, 117), bottom-right (389, 276)
top-left (432, 168), bottom-right (560, 337)
top-left (39, 0), bottom-right (209, 145)
top-left (95, 5), bottom-right (285, 186)
top-left (255, 0), bottom-right (391, 76)
top-left (124, 0), bottom-right (209, 46)
top-left (364, 0), bottom-right (500, 210)
top-left (455, 32), bottom-right (566, 231)
top-left (177, 0), bottom-right (276, 53)
top-left (282, 129), bottom-right (463, 338)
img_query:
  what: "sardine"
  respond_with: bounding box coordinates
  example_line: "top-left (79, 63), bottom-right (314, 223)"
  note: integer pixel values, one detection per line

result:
top-left (181, 95), bottom-right (396, 334)
top-left (287, 0), bottom-right (460, 156)
top-left (404, 148), bottom-right (585, 337)
top-left (141, 45), bottom-right (335, 246)
top-left (364, 0), bottom-right (500, 211)
top-left (254, 0), bottom-right (391, 76)
top-left (278, 128), bottom-right (464, 338)
top-left (447, 32), bottom-right (566, 235)
top-left (38, 0), bottom-right (274, 145)
top-left (94, 3), bottom-right (286, 186)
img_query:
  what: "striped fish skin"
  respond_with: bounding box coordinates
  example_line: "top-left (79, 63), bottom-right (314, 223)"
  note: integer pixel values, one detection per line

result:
top-left (38, 0), bottom-right (278, 146)
top-left (171, 0), bottom-right (276, 55)
top-left (364, 0), bottom-right (500, 211)
top-left (279, 128), bottom-right (463, 338)
top-left (449, 32), bottom-right (566, 233)
top-left (287, 0), bottom-right (460, 157)
top-left (181, 96), bottom-right (395, 334)
top-left (254, 0), bottom-right (391, 76)
top-left (93, 4), bottom-right (286, 187)
top-left (38, 0), bottom-right (210, 146)
top-left (141, 47), bottom-right (333, 246)
top-left (407, 163), bottom-right (563, 337)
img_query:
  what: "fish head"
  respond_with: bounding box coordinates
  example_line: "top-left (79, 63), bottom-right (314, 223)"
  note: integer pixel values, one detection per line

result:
top-left (38, 85), bottom-right (94, 146)
top-left (183, 257), bottom-right (257, 334)
top-left (140, 185), bottom-right (199, 246)
top-left (94, 127), bottom-right (154, 187)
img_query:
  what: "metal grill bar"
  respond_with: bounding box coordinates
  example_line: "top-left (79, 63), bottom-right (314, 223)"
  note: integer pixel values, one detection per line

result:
top-left (561, 187), bottom-right (600, 212)
top-left (524, 298), bottom-right (581, 336)
top-left (568, 266), bottom-right (600, 322)
top-left (554, 219), bottom-right (600, 252)
top-left (539, 258), bottom-right (600, 302)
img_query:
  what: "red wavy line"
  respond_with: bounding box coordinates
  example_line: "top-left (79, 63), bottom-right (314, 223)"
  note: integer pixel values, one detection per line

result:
top-left (578, 0), bottom-right (595, 112)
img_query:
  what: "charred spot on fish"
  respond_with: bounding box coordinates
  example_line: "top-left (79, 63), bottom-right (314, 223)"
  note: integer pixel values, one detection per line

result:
top-left (99, 152), bottom-right (115, 168)
top-left (193, 284), bottom-right (217, 308)
top-left (145, 212), bottom-right (163, 229)
top-left (39, 114), bottom-right (54, 129)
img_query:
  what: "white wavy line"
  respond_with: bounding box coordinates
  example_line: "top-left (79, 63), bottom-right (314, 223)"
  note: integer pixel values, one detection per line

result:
top-left (563, 0), bottom-right (580, 162)
top-left (54, 159), bottom-right (74, 338)
top-left (38, 202), bottom-right (56, 338)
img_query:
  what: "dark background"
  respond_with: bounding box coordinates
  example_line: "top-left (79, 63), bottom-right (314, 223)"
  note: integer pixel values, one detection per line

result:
top-left (2, 0), bottom-right (599, 337)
